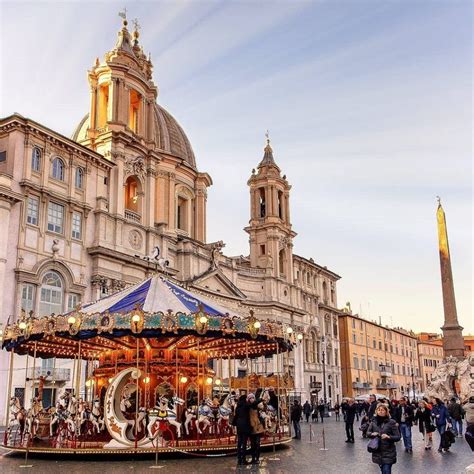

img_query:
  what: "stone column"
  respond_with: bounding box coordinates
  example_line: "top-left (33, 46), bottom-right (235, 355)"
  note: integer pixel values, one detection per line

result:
top-left (167, 172), bottom-right (176, 230)
top-left (89, 84), bottom-right (97, 130)
top-left (155, 172), bottom-right (167, 225)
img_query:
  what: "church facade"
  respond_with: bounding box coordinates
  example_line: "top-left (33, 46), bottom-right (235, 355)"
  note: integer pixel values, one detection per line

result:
top-left (0, 19), bottom-right (342, 422)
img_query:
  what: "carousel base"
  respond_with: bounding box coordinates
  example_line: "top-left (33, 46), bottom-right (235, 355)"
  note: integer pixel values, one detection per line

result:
top-left (2, 435), bottom-right (292, 456)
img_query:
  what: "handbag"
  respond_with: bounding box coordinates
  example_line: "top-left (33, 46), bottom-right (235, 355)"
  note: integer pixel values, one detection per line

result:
top-left (426, 423), bottom-right (436, 433)
top-left (367, 436), bottom-right (380, 453)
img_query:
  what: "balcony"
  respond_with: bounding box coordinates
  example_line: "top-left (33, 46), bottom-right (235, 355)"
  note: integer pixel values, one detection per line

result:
top-left (353, 382), bottom-right (372, 389)
top-left (125, 209), bottom-right (141, 223)
top-left (378, 364), bottom-right (392, 377)
top-left (28, 368), bottom-right (71, 382)
top-left (376, 382), bottom-right (399, 390)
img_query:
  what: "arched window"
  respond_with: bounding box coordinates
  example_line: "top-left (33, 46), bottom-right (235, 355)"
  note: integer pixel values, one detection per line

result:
top-left (124, 176), bottom-right (139, 212)
top-left (75, 167), bottom-right (84, 189)
top-left (39, 271), bottom-right (64, 316)
top-left (258, 188), bottom-right (266, 218)
top-left (51, 157), bottom-right (65, 181)
top-left (278, 249), bottom-right (285, 276)
top-left (322, 281), bottom-right (328, 302)
top-left (32, 147), bottom-right (41, 172)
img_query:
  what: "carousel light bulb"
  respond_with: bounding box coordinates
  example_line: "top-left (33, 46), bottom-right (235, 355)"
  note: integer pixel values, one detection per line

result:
top-left (108, 377), bottom-right (113, 383)
top-left (215, 378), bottom-right (221, 386)
top-left (19, 321), bottom-right (27, 330)
top-left (199, 315), bottom-right (208, 324)
top-left (85, 379), bottom-right (92, 387)
top-left (67, 315), bottom-right (76, 325)
top-left (253, 321), bottom-right (261, 329)
top-left (180, 376), bottom-right (188, 384)
top-left (143, 376), bottom-right (150, 384)
top-left (286, 326), bottom-right (293, 334)
top-left (132, 314), bottom-right (141, 323)
top-left (206, 376), bottom-right (213, 385)
top-left (297, 333), bottom-right (303, 341)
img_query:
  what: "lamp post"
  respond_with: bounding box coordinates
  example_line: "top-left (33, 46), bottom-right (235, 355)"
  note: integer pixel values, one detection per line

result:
top-left (410, 355), bottom-right (416, 401)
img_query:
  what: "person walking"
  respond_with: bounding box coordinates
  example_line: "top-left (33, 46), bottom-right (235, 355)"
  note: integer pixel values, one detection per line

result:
top-left (334, 402), bottom-right (341, 421)
top-left (318, 400), bottom-right (325, 423)
top-left (431, 398), bottom-right (449, 452)
top-left (393, 397), bottom-right (414, 453)
top-left (415, 400), bottom-right (433, 450)
top-left (463, 396), bottom-right (474, 451)
top-left (367, 394), bottom-right (377, 421)
top-left (367, 403), bottom-right (401, 474)
top-left (344, 398), bottom-right (357, 443)
top-left (248, 393), bottom-right (264, 465)
top-left (303, 400), bottom-right (311, 423)
top-left (291, 400), bottom-right (303, 440)
top-left (447, 397), bottom-right (464, 437)
top-left (232, 394), bottom-right (252, 465)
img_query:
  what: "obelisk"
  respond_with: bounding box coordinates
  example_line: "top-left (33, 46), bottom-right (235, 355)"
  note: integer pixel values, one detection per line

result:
top-left (436, 198), bottom-right (464, 358)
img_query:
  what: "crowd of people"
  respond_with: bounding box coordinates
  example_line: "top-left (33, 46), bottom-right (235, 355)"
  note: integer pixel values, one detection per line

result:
top-left (293, 394), bottom-right (474, 473)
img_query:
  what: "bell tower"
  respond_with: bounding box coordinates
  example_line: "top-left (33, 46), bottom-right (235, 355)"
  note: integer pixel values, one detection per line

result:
top-left (245, 134), bottom-right (296, 281)
top-left (85, 13), bottom-right (158, 152)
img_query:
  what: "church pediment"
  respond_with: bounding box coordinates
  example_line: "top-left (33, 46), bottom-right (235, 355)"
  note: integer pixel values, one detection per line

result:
top-left (190, 269), bottom-right (246, 300)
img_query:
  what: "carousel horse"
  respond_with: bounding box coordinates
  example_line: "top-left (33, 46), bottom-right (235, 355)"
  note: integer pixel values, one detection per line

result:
top-left (184, 405), bottom-right (197, 436)
top-left (147, 396), bottom-right (184, 440)
top-left (78, 401), bottom-right (102, 435)
top-left (260, 388), bottom-right (277, 431)
top-left (49, 405), bottom-right (76, 438)
top-left (91, 397), bottom-right (105, 432)
top-left (196, 397), bottom-right (213, 434)
top-left (6, 397), bottom-right (25, 443)
top-left (217, 393), bottom-right (236, 434)
top-left (25, 397), bottom-right (42, 438)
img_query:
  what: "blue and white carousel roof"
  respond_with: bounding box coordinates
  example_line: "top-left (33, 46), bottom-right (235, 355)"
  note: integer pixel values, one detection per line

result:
top-left (80, 276), bottom-right (243, 318)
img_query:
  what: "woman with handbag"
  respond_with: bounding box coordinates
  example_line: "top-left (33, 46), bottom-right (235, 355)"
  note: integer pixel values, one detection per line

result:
top-left (367, 404), bottom-right (401, 474)
top-left (415, 400), bottom-right (434, 450)
top-left (248, 393), bottom-right (265, 465)
top-left (431, 398), bottom-right (449, 452)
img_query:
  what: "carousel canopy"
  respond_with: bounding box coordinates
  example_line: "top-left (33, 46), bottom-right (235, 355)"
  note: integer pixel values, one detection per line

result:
top-left (2, 275), bottom-right (300, 360)
top-left (80, 276), bottom-right (244, 318)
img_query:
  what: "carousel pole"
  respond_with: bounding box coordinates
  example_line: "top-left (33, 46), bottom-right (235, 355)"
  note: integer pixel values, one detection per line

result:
top-left (21, 342), bottom-right (37, 469)
top-left (135, 338), bottom-right (139, 451)
top-left (71, 352), bottom-right (76, 394)
top-left (196, 339), bottom-right (200, 446)
top-left (4, 349), bottom-right (14, 425)
top-left (51, 356), bottom-right (56, 405)
top-left (268, 342), bottom-right (280, 462)
top-left (30, 342), bottom-right (37, 406)
top-left (245, 340), bottom-right (249, 394)
top-left (75, 341), bottom-right (81, 398)
top-left (23, 353), bottom-right (29, 407)
top-left (228, 354), bottom-right (231, 394)
top-left (175, 345), bottom-right (178, 397)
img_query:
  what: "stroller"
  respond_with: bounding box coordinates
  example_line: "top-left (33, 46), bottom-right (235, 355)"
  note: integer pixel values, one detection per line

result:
top-left (359, 415), bottom-right (369, 438)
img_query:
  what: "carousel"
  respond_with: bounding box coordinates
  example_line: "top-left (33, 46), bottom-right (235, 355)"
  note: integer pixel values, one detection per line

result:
top-left (1, 274), bottom-right (299, 456)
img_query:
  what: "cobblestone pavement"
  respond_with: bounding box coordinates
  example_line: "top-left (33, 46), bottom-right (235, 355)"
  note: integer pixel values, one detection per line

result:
top-left (1, 418), bottom-right (473, 474)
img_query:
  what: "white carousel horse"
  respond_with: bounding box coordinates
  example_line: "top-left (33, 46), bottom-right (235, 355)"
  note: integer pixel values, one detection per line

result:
top-left (6, 397), bottom-right (25, 443)
top-left (196, 398), bottom-right (213, 434)
top-left (184, 405), bottom-right (197, 436)
top-left (91, 397), bottom-right (105, 432)
top-left (147, 396), bottom-right (184, 440)
top-left (49, 406), bottom-right (76, 437)
top-left (217, 393), bottom-right (235, 433)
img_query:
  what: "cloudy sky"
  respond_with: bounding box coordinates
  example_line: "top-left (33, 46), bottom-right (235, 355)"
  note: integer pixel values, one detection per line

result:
top-left (1, 1), bottom-right (472, 334)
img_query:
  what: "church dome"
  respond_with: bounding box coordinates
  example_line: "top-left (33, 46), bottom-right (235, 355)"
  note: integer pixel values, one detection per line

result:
top-left (72, 103), bottom-right (196, 169)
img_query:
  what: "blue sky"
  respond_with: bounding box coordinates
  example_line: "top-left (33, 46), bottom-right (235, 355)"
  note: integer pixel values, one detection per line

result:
top-left (1, 1), bottom-right (472, 334)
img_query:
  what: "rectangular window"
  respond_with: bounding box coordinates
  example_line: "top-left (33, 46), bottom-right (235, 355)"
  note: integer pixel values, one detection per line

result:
top-left (21, 283), bottom-right (35, 313)
top-left (353, 356), bottom-right (359, 369)
top-left (352, 319), bottom-right (355, 329)
top-left (361, 357), bottom-right (366, 369)
top-left (352, 333), bottom-right (357, 344)
top-left (67, 293), bottom-right (80, 311)
top-left (72, 212), bottom-right (82, 240)
top-left (47, 202), bottom-right (64, 234)
top-left (368, 359), bottom-right (373, 370)
top-left (27, 196), bottom-right (39, 225)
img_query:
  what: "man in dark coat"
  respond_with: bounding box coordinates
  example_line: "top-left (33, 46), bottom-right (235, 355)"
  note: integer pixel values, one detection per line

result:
top-left (291, 400), bottom-right (303, 439)
top-left (392, 397), bottom-right (414, 453)
top-left (303, 400), bottom-right (311, 422)
top-left (317, 400), bottom-right (325, 423)
top-left (232, 395), bottom-right (252, 465)
top-left (344, 398), bottom-right (357, 443)
top-left (448, 397), bottom-right (464, 437)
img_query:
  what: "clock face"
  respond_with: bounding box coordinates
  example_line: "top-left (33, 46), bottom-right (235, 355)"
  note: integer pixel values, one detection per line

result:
top-left (128, 230), bottom-right (143, 250)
